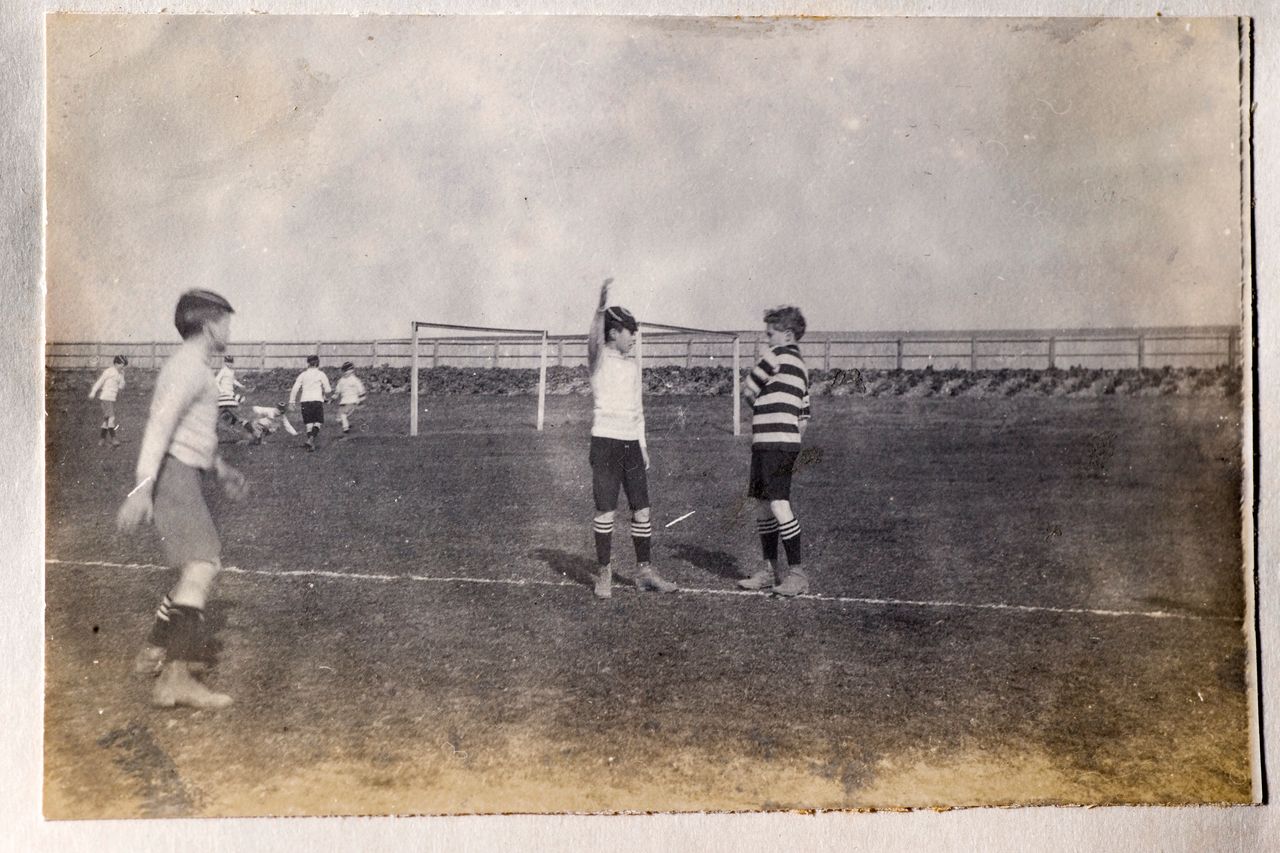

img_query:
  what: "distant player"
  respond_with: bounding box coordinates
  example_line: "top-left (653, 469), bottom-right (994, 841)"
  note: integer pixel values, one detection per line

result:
top-left (244, 403), bottom-right (298, 444)
top-left (738, 306), bottom-right (813, 597)
top-left (88, 355), bottom-right (128, 446)
top-left (333, 361), bottom-right (367, 434)
top-left (586, 278), bottom-right (678, 599)
top-left (289, 354), bottom-right (331, 451)
top-left (116, 289), bottom-right (248, 709)
top-left (215, 355), bottom-right (247, 432)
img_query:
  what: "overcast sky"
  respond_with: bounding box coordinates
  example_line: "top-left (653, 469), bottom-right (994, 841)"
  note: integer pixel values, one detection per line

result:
top-left (46, 15), bottom-right (1245, 341)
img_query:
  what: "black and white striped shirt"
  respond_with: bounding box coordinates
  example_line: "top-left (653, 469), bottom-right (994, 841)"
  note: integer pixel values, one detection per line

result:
top-left (745, 344), bottom-right (811, 447)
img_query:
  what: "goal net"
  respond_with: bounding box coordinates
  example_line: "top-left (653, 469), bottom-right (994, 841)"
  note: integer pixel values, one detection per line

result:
top-left (636, 322), bottom-right (743, 436)
top-left (408, 321), bottom-right (550, 436)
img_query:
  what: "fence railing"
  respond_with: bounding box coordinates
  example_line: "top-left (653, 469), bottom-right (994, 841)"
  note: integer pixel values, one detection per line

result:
top-left (46, 326), bottom-right (1241, 372)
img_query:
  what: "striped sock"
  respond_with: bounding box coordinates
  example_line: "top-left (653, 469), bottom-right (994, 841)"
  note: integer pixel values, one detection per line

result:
top-left (146, 595), bottom-right (174, 647)
top-left (630, 518), bottom-right (653, 564)
top-left (757, 518), bottom-right (781, 561)
top-left (165, 604), bottom-right (205, 663)
top-left (779, 518), bottom-right (802, 565)
top-left (593, 518), bottom-right (614, 566)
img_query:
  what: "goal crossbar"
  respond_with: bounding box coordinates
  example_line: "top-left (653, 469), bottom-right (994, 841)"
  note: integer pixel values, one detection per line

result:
top-left (639, 321), bottom-right (739, 338)
top-left (637, 321), bottom-right (743, 436)
top-left (410, 320), bottom-right (550, 436)
top-left (412, 321), bottom-right (546, 336)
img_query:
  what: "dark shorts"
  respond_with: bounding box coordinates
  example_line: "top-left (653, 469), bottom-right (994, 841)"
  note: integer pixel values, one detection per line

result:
top-left (218, 407), bottom-right (242, 427)
top-left (99, 400), bottom-right (115, 420)
top-left (153, 456), bottom-right (221, 568)
top-left (749, 447), bottom-right (800, 501)
top-left (589, 436), bottom-right (650, 512)
top-left (301, 401), bottom-right (325, 426)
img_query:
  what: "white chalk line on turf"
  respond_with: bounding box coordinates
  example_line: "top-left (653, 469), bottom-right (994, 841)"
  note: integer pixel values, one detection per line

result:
top-left (46, 558), bottom-right (1242, 623)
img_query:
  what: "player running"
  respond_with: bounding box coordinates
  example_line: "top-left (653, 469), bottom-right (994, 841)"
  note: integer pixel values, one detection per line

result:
top-left (289, 355), bottom-right (332, 451)
top-left (334, 361), bottom-right (368, 434)
top-left (215, 355), bottom-right (247, 433)
top-left (88, 355), bottom-right (128, 446)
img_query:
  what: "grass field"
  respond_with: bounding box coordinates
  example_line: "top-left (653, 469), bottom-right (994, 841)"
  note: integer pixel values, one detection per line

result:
top-left (44, 378), bottom-right (1252, 815)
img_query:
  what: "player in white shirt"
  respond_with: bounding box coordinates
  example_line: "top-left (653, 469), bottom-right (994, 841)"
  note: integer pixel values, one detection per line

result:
top-left (334, 361), bottom-right (368, 434)
top-left (215, 355), bottom-right (247, 431)
top-left (586, 279), bottom-right (678, 599)
top-left (88, 355), bottom-right (128, 446)
top-left (288, 355), bottom-right (332, 451)
top-left (116, 290), bottom-right (248, 710)
top-left (244, 403), bottom-right (299, 444)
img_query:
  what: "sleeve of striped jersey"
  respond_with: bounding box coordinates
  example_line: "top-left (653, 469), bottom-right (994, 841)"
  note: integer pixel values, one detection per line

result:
top-left (745, 351), bottom-right (778, 398)
top-left (799, 393), bottom-right (812, 421)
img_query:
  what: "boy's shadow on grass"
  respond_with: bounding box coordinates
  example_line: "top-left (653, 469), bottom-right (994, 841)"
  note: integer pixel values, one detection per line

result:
top-left (665, 543), bottom-right (743, 582)
top-left (531, 548), bottom-right (598, 589)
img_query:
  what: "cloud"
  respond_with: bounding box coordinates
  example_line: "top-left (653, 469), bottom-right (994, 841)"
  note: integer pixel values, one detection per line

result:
top-left (47, 16), bottom-right (1243, 341)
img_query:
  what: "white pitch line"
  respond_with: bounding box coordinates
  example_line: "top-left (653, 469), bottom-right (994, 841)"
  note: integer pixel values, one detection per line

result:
top-left (665, 511), bottom-right (696, 528)
top-left (44, 558), bottom-right (1241, 623)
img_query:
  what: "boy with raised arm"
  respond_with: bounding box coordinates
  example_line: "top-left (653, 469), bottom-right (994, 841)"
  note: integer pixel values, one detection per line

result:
top-left (587, 279), bottom-right (678, 599)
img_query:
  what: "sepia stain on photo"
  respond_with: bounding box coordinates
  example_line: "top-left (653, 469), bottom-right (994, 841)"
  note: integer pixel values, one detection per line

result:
top-left (43, 14), bottom-right (1254, 817)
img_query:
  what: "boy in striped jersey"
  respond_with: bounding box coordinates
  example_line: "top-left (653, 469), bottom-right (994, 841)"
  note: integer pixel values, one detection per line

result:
top-left (88, 355), bottom-right (128, 446)
top-left (739, 306), bottom-right (813, 597)
top-left (215, 355), bottom-right (247, 432)
top-left (289, 355), bottom-right (332, 451)
top-left (117, 290), bottom-right (248, 709)
top-left (587, 279), bottom-right (678, 599)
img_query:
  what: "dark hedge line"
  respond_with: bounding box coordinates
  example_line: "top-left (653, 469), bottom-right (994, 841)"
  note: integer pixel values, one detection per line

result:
top-left (49, 364), bottom-right (1242, 398)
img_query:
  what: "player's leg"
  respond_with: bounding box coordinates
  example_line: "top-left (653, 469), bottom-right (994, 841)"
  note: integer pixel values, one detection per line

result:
top-left (99, 400), bottom-right (111, 445)
top-left (104, 400), bottom-right (120, 446)
top-left (623, 449), bottom-right (676, 593)
top-left (739, 449), bottom-right (780, 590)
top-left (739, 498), bottom-right (781, 590)
top-left (143, 460), bottom-right (233, 709)
top-left (768, 453), bottom-right (808, 596)
top-left (303, 402), bottom-right (324, 450)
top-left (589, 437), bottom-right (622, 598)
top-left (339, 404), bottom-right (351, 434)
top-left (302, 403), bottom-right (315, 449)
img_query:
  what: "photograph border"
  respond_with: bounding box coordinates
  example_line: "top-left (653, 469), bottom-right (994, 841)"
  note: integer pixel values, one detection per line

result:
top-left (7, 0), bottom-right (1275, 849)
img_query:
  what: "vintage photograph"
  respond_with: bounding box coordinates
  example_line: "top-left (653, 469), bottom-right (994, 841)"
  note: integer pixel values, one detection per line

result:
top-left (43, 14), bottom-right (1254, 816)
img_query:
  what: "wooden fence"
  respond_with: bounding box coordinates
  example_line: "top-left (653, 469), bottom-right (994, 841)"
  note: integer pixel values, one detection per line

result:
top-left (46, 326), bottom-right (1241, 372)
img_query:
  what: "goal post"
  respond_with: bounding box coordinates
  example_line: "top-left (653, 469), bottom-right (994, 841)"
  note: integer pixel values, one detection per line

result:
top-left (409, 321), bottom-right (550, 436)
top-left (636, 321), bottom-right (743, 436)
